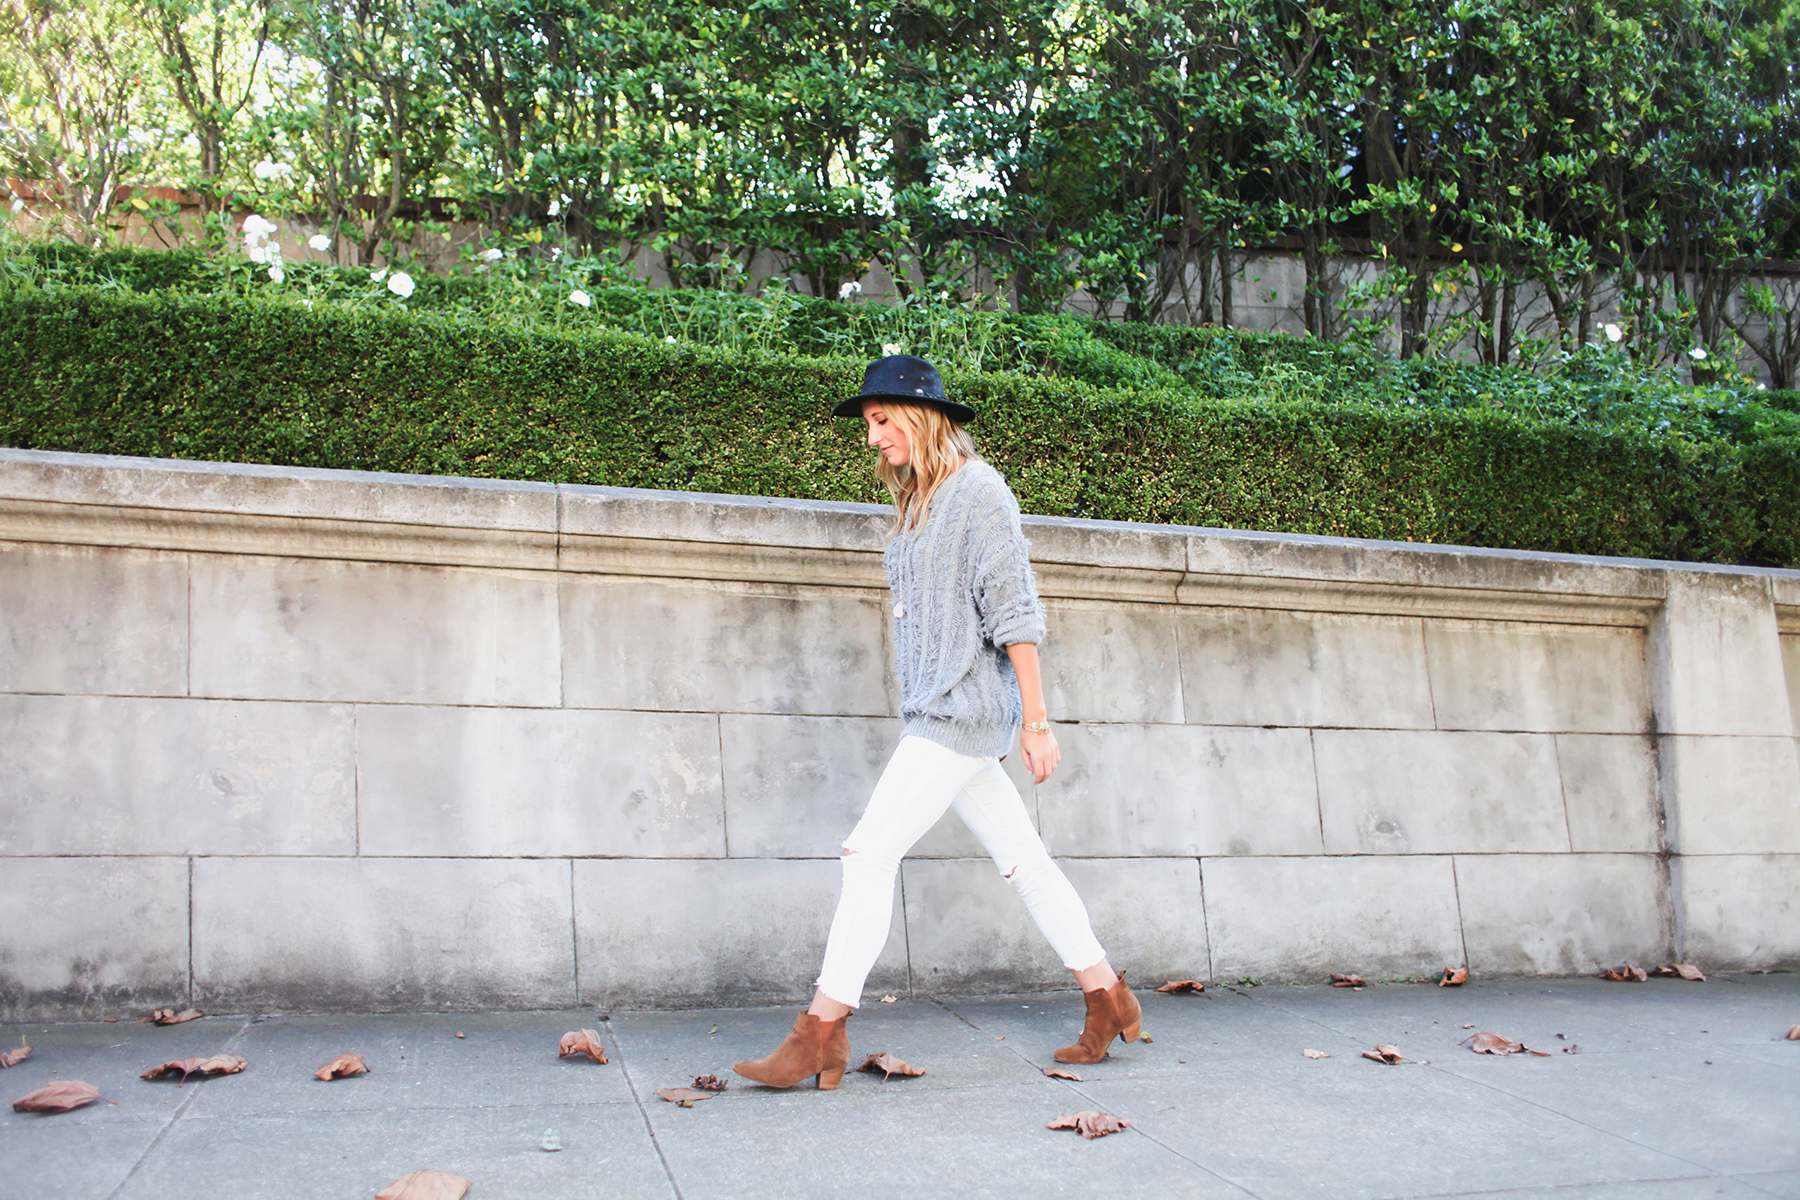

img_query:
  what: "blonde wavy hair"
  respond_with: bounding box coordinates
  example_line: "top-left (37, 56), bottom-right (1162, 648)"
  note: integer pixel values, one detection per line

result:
top-left (871, 400), bottom-right (980, 533)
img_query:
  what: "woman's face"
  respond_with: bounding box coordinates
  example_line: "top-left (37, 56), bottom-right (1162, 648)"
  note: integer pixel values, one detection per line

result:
top-left (862, 400), bottom-right (911, 467)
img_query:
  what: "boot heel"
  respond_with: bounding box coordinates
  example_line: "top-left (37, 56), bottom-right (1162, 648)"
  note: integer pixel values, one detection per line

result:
top-left (817, 1069), bottom-right (845, 1090)
top-left (1120, 1020), bottom-right (1142, 1044)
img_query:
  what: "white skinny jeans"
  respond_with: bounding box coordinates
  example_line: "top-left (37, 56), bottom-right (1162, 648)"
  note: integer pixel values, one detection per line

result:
top-left (814, 735), bottom-right (1108, 1008)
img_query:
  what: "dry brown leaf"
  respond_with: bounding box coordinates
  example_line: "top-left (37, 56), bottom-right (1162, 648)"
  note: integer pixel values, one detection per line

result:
top-left (1651, 963), bottom-right (1707, 982)
top-left (857, 1051), bottom-right (925, 1080)
top-left (1440, 966), bottom-right (1469, 987)
top-left (1461, 1032), bottom-right (1553, 1057)
top-left (314, 1054), bottom-right (368, 1081)
top-left (655, 1087), bottom-right (715, 1107)
top-left (879, 995), bottom-right (898, 1003)
top-left (12, 1080), bottom-right (106, 1114)
top-left (1602, 964), bottom-right (1648, 983)
top-left (374, 1168), bottom-right (473, 1200)
top-left (140, 1054), bottom-right (247, 1083)
top-left (1784, 1025), bottom-right (1800, 1041)
top-left (1155, 980), bottom-right (1205, 994)
top-left (1303, 1049), bottom-right (1331, 1059)
top-left (0, 1043), bottom-right (31, 1069)
top-left (1042, 1066), bottom-right (1083, 1081)
top-left (1331, 974), bottom-right (1366, 988)
top-left (1362, 1044), bottom-right (1403, 1064)
top-left (691, 1075), bottom-right (727, 1091)
top-left (142, 1007), bottom-right (203, 1026)
top-left (557, 1029), bottom-right (608, 1064)
top-left (1047, 1110), bottom-right (1131, 1139)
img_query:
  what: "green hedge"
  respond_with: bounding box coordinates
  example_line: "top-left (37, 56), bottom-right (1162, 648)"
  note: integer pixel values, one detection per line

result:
top-left (2, 286), bottom-right (1796, 566)
top-left (19, 242), bottom-right (1800, 451)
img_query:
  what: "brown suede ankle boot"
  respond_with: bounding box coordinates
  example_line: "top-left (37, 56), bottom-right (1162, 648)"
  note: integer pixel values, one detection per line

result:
top-left (1053, 973), bottom-right (1142, 1064)
top-left (733, 1010), bottom-right (851, 1089)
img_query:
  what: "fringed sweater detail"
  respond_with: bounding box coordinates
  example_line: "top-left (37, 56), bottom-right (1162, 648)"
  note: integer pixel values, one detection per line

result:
top-left (884, 459), bottom-right (1047, 759)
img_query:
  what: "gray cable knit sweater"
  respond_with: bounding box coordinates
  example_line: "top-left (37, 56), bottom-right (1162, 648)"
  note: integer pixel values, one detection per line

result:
top-left (885, 458), bottom-right (1047, 759)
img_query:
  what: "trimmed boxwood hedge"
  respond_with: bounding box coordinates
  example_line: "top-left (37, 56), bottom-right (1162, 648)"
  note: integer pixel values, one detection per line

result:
top-left (2, 287), bottom-right (1796, 566)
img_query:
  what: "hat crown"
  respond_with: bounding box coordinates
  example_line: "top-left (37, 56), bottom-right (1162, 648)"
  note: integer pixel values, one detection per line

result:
top-left (859, 355), bottom-right (945, 403)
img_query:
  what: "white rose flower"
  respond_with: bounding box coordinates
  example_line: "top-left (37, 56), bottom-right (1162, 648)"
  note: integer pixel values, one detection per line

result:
top-left (547, 199), bottom-right (561, 217)
top-left (308, 234), bottom-right (332, 252)
top-left (479, 248), bottom-right (504, 261)
top-left (241, 214), bottom-right (278, 254)
top-left (882, 342), bottom-right (903, 357)
top-left (372, 268), bottom-right (388, 282)
top-left (1603, 323), bottom-right (1622, 343)
top-left (387, 270), bottom-right (415, 299)
top-left (838, 280), bottom-right (862, 300)
top-left (569, 289), bottom-right (591, 307)
top-left (664, 335), bottom-right (677, 344)
top-left (1689, 346), bottom-right (1708, 361)
top-left (267, 261), bottom-right (285, 284)
top-left (9, 197), bottom-right (23, 213)
top-left (246, 244), bottom-right (270, 264)
top-left (252, 159), bottom-right (280, 180)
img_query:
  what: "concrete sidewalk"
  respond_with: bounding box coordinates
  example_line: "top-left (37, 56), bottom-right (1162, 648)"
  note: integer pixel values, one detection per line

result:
top-left (3, 974), bottom-right (1797, 1200)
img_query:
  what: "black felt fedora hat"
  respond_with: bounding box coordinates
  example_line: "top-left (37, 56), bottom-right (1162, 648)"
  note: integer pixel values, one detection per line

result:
top-left (833, 354), bottom-right (976, 423)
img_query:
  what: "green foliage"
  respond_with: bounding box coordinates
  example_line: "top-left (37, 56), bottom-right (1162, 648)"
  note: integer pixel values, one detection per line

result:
top-left (2, 283), bottom-right (1795, 567)
top-left (8, 0), bottom-right (1797, 384)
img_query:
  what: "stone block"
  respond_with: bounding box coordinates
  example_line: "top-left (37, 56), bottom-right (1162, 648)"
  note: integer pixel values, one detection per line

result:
top-left (1455, 853), bottom-right (1673, 975)
top-left (1203, 855), bottom-right (1464, 981)
top-left (901, 857), bottom-right (1207, 993)
top-left (189, 554), bottom-right (559, 705)
top-left (1175, 607), bottom-right (1434, 729)
top-left (1037, 723), bottom-right (1321, 857)
top-left (1659, 735), bottom-right (1800, 855)
top-left (0, 541), bottom-right (187, 696)
top-left (1040, 600), bottom-right (1183, 724)
top-left (560, 483), bottom-right (890, 552)
top-left (0, 448), bottom-right (559, 531)
top-left (1424, 619), bottom-right (1649, 733)
top-left (1676, 853), bottom-right (1800, 970)
top-left (0, 856), bottom-right (189, 1019)
top-left (1557, 734), bottom-right (1663, 853)
top-left (358, 706), bottom-right (725, 858)
top-left (719, 714), bottom-right (1010, 860)
top-left (1314, 729), bottom-right (1569, 855)
top-left (573, 858), bottom-right (908, 1008)
top-left (1185, 527), bottom-right (1663, 601)
top-left (1021, 514), bottom-right (1188, 573)
top-left (193, 857), bottom-right (576, 1010)
top-left (1650, 571), bottom-right (1791, 736)
top-left (561, 576), bottom-right (893, 715)
top-left (1784, 634), bottom-right (1800, 737)
top-left (0, 695), bottom-right (355, 855)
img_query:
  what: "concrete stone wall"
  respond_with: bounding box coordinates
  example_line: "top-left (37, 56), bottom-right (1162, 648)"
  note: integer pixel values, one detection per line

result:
top-left (3, 447), bottom-right (1797, 1019)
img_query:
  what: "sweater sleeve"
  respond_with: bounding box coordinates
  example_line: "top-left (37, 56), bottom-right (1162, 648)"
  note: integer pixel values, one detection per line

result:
top-left (968, 479), bottom-right (1047, 648)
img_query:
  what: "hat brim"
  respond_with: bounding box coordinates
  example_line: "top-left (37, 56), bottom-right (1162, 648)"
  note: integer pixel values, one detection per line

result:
top-left (833, 394), bottom-right (976, 423)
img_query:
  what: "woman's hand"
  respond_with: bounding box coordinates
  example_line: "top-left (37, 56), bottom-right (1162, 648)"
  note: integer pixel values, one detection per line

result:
top-left (1020, 725), bottom-right (1060, 783)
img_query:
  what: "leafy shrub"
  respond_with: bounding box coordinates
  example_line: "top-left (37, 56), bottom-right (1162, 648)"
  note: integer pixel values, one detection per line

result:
top-left (1, 286), bottom-right (1795, 566)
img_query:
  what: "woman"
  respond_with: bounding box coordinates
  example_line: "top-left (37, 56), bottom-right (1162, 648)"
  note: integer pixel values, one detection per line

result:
top-left (733, 354), bottom-right (1141, 1091)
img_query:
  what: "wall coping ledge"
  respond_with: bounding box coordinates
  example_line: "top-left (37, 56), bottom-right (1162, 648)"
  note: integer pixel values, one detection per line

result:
top-left (5, 447), bottom-right (1797, 626)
